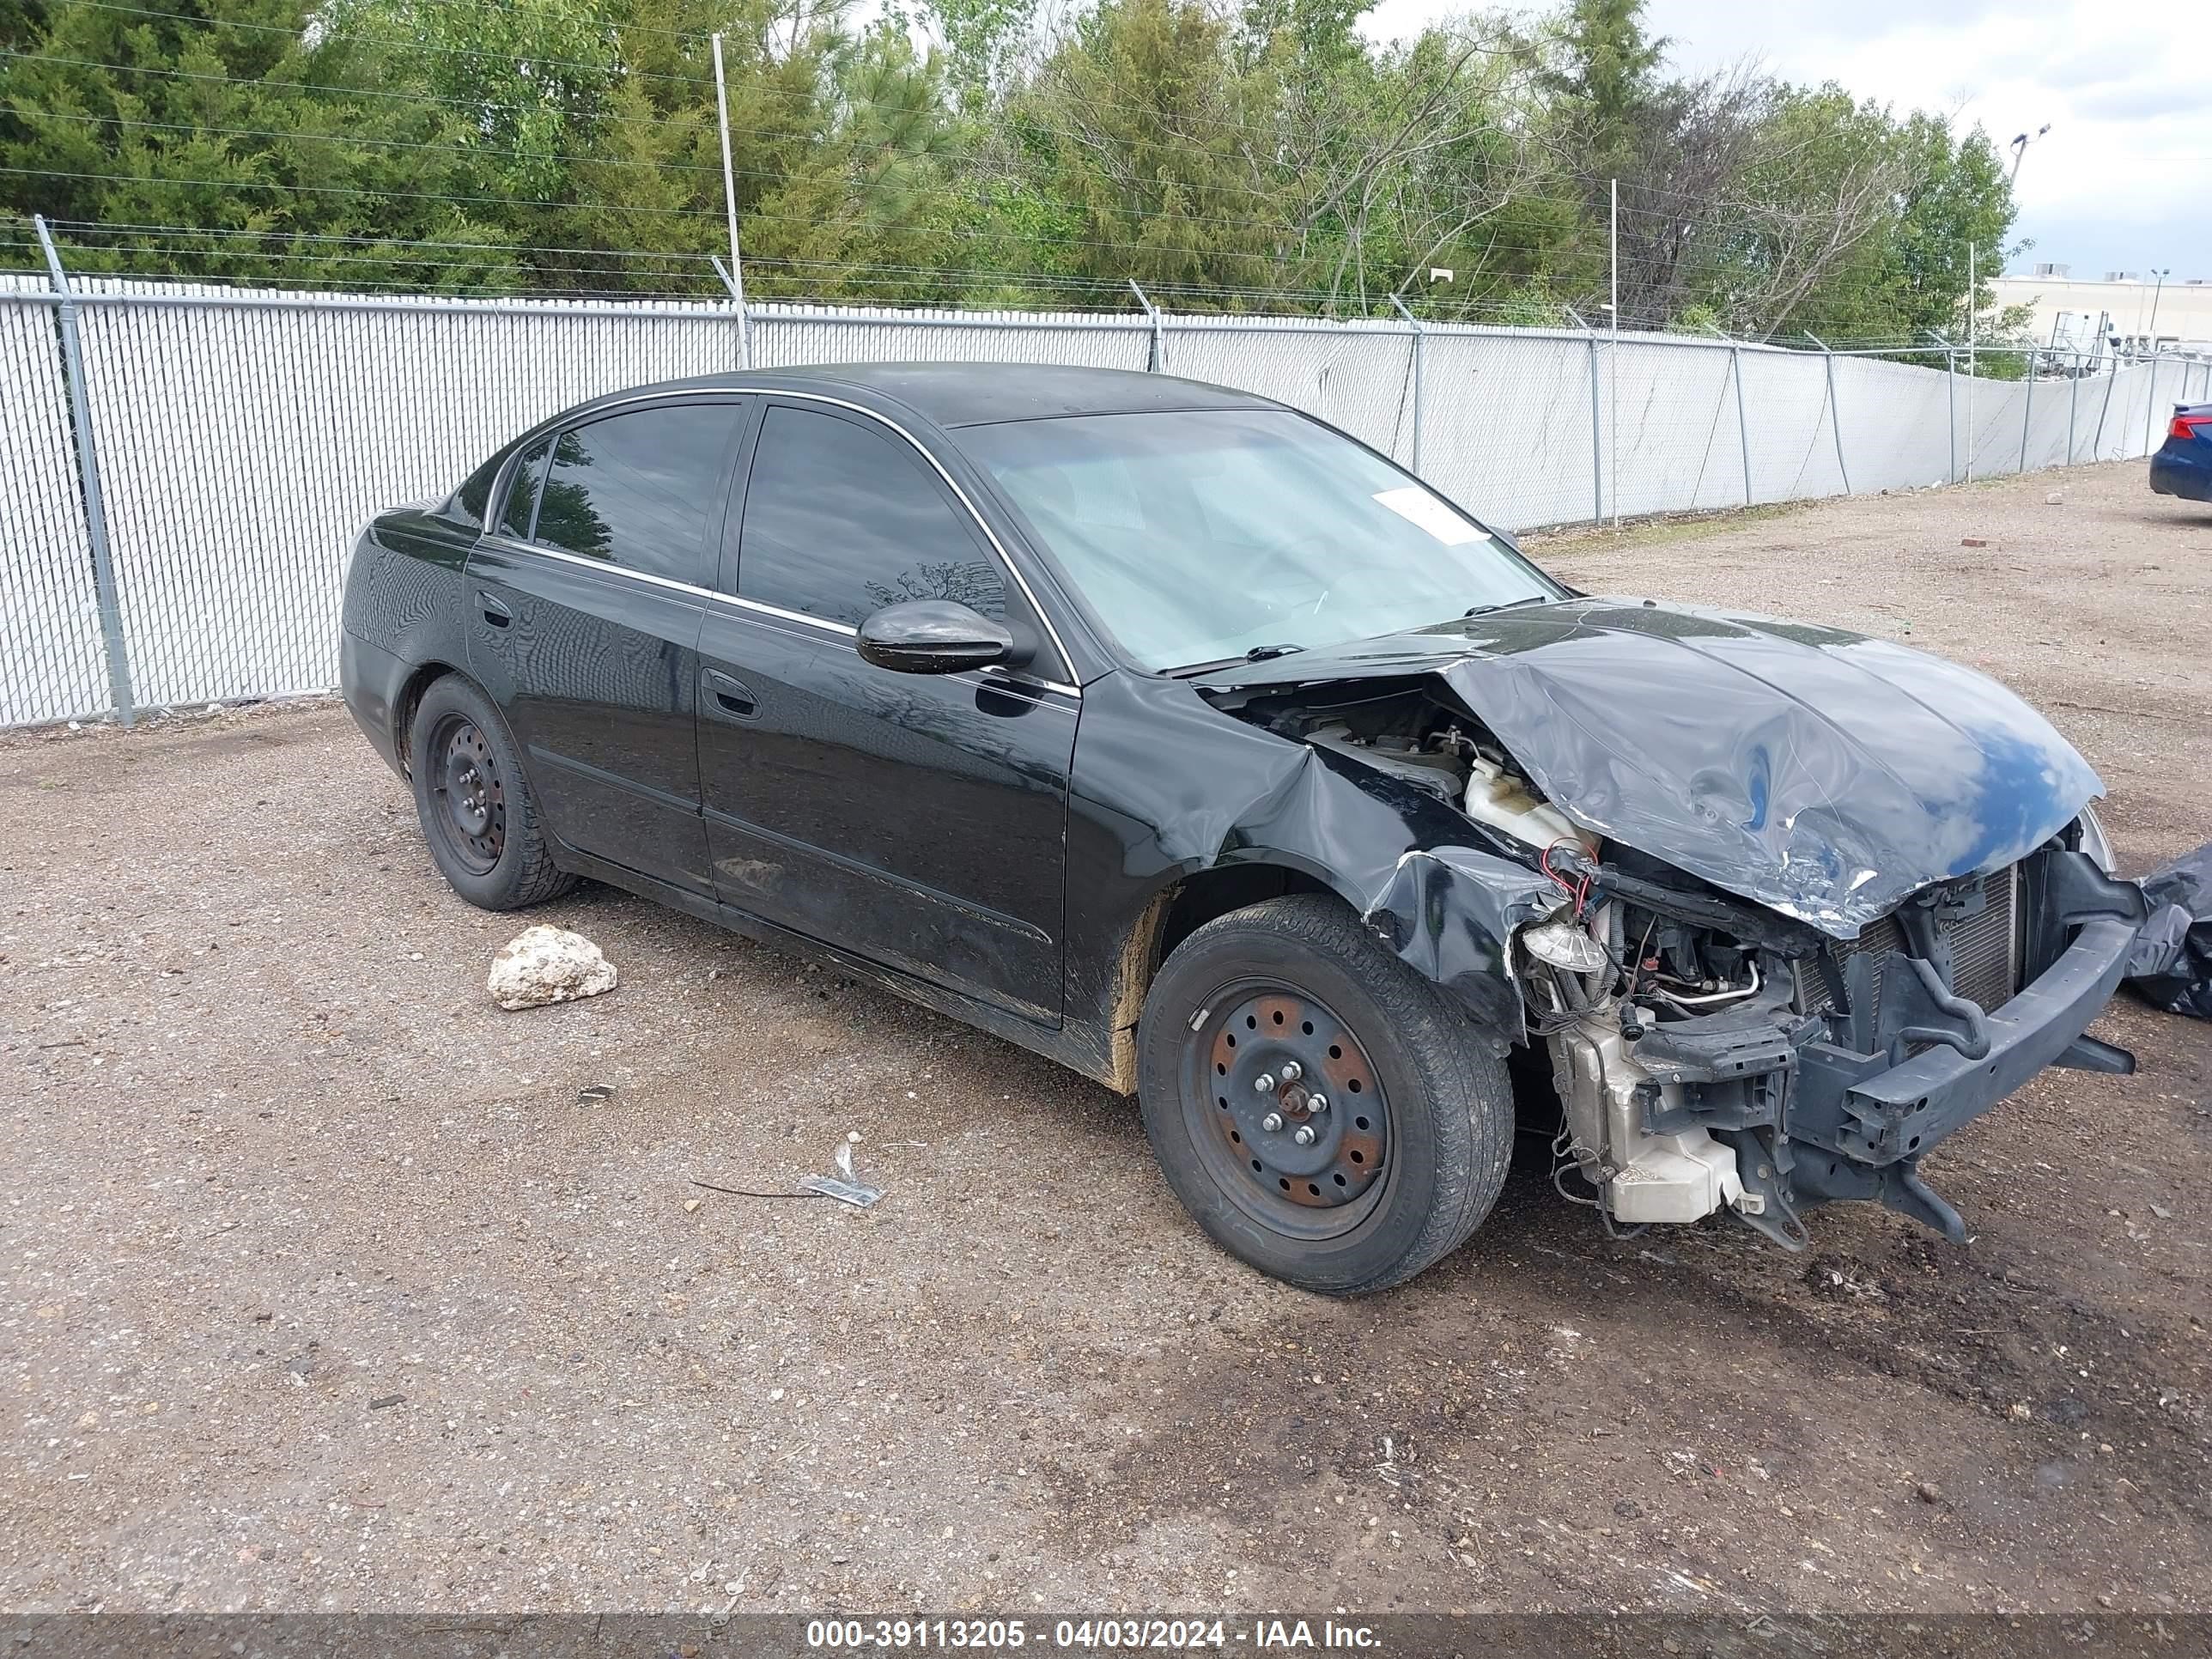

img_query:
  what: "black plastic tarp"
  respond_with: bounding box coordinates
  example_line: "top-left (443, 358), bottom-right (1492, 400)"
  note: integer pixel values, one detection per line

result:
top-left (2127, 842), bottom-right (2212, 1020)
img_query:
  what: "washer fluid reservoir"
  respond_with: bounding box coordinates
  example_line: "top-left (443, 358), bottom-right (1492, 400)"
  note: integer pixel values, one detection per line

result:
top-left (1462, 757), bottom-right (1593, 854)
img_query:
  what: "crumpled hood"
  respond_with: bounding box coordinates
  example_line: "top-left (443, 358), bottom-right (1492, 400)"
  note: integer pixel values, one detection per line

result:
top-left (1200, 598), bottom-right (2104, 938)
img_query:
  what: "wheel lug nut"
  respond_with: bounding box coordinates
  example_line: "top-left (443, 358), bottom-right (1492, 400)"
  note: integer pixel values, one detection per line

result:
top-left (1253, 1073), bottom-right (1275, 1094)
top-left (1261, 1112), bottom-right (1284, 1133)
top-left (1279, 1060), bottom-right (1302, 1083)
top-left (1309, 1093), bottom-right (1328, 1115)
top-left (1292, 1125), bottom-right (1317, 1146)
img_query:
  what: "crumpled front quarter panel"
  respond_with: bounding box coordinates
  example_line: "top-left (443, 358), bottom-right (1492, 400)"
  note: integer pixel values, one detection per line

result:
top-left (1063, 673), bottom-right (1559, 1040)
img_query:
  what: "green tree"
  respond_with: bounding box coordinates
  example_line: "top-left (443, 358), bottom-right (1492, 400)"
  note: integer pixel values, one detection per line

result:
top-left (1540, 0), bottom-right (1664, 174)
top-left (1006, 0), bottom-right (1281, 298)
top-left (0, 0), bottom-right (2016, 333)
top-left (1, 0), bottom-right (526, 286)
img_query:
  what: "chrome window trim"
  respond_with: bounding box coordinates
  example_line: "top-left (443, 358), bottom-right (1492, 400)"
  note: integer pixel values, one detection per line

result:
top-left (479, 383), bottom-right (1084, 694)
top-left (472, 533), bottom-right (1081, 702)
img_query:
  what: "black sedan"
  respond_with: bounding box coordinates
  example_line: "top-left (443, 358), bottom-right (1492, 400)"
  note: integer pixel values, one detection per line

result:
top-left (341, 364), bottom-right (2147, 1292)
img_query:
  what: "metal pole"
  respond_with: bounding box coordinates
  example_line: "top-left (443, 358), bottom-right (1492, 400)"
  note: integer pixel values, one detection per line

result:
top-left (2067, 351), bottom-right (2079, 465)
top-left (1730, 343), bottom-right (1752, 505)
top-left (2144, 351), bottom-right (2165, 456)
top-left (1129, 279), bottom-right (1162, 374)
top-left (1945, 349), bottom-right (1958, 483)
top-left (1807, 332), bottom-right (1850, 494)
top-left (709, 33), bottom-right (752, 370)
top-left (1923, 331), bottom-right (1956, 484)
top-left (2020, 356), bottom-right (2034, 472)
top-left (1570, 307), bottom-right (1602, 523)
top-left (2092, 353), bottom-right (2117, 459)
top-left (2141, 351), bottom-right (2159, 455)
top-left (33, 216), bottom-right (134, 726)
top-left (1608, 177), bottom-right (1620, 530)
top-left (1389, 293), bottom-right (1423, 476)
top-left (1966, 243), bottom-right (1976, 483)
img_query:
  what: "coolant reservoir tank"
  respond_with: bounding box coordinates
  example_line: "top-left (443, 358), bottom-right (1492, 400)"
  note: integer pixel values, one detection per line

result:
top-left (1462, 757), bottom-right (1594, 853)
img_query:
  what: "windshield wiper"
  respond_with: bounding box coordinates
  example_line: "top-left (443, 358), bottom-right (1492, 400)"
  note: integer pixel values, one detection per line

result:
top-left (1163, 641), bottom-right (1305, 678)
top-left (1463, 594), bottom-right (1555, 618)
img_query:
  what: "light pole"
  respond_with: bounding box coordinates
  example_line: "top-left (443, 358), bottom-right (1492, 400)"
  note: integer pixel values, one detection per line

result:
top-left (710, 32), bottom-right (752, 369)
top-left (2147, 267), bottom-right (2172, 347)
top-left (2007, 123), bottom-right (2050, 185)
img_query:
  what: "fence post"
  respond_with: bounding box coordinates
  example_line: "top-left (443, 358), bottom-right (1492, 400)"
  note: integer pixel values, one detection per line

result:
top-left (2066, 353), bottom-right (2079, 465)
top-left (2092, 356), bottom-right (2117, 459)
top-left (1919, 331), bottom-right (1958, 483)
top-left (1128, 280), bottom-right (1162, 374)
top-left (1944, 347), bottom-right (1957, 483)
top-left (1806, 333), bottom-right (1850, 493)
top-left (1388, 294), bottom-right (1424, 476)
top-left (33, 216), bottom-right (134, 726)
top-left (2020, 356), bottom-right (2034, 472)
top-left (708, 256), bottom-right (752, 368)
top-left (1730, 342), bottom-right (1752, 505)
top-left (2144, 352), bottom-right (2162, 456)
top-left (1569, 308), bottom-right (1602, 522)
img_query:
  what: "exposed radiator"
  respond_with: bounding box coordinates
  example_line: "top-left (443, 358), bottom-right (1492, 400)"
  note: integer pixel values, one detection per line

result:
top-left (1796, 865), bottom-right (2022, 1030)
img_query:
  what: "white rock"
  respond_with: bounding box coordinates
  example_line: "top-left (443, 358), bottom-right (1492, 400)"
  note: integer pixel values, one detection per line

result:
top-left (2045, 489), bottom-right (2065, 504)
top-left (486, 925), bottom-right (617, 1011)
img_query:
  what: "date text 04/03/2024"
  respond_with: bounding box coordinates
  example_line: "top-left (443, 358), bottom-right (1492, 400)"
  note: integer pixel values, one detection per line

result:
top-left (803, 1617), bottom-right (1381, 1650)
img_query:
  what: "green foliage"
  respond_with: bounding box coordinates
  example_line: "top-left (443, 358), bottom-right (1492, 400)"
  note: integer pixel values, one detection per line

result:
top-left (1539, 0), bottom-right (1663, 170)
top-left (0, 0), bottom-right (2018, 335)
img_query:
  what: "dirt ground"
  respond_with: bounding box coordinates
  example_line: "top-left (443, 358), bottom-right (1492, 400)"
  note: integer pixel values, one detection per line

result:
top-left (3, 459), bottom-right (2208, 1618)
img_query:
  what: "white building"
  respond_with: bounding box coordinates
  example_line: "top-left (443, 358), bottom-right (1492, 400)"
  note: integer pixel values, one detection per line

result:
top-left (1992, 265), bottom-right (2212, 359)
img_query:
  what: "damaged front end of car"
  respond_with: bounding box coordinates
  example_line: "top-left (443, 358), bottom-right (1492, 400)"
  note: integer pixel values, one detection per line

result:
top-left (1197, 599), bottom-right (2151, 1247)
top-left (1510, 828), bottom-right (2145, 1245)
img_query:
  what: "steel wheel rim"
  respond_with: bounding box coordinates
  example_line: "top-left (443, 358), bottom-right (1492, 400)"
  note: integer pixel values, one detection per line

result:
top-left (1180, 979), bottom-right (1391, 1241)
top-left (426, 713), bottom-right (506, 876)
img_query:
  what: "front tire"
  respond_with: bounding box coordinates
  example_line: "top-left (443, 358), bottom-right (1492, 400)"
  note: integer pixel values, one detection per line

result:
top-left (1136, 894), bottom-right (1513, 1294)
top-left (407, 675), bottom-right (577, 911)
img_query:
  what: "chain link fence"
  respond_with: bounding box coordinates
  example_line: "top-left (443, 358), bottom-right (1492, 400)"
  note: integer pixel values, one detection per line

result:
top-left (4, 260), bottom-right (2209, 727)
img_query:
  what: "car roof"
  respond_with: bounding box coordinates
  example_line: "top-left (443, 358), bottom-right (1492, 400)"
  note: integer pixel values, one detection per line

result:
top-left (574, 362), bottom-right (1281, 429)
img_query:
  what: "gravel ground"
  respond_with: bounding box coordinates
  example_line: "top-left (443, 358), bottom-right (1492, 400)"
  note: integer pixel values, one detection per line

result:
top-left (3, 459), bottom-right (2208, 1617)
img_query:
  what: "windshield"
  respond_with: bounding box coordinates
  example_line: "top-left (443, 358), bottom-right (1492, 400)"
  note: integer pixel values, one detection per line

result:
top-left (957, 409), bottom-right (1560, 671)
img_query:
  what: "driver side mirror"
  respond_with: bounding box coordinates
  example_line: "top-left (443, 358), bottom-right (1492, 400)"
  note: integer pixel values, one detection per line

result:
top-left (855, 599), bottom-right (1027, 675)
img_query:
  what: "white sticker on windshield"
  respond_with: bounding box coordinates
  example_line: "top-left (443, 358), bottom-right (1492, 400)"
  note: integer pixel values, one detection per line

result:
top-left (1371, 485), bottom-right (1482, 545)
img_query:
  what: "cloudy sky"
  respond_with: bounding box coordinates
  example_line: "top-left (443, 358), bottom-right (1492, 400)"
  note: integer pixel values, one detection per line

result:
top-left (1358, 0), bottom-right (2212, 280)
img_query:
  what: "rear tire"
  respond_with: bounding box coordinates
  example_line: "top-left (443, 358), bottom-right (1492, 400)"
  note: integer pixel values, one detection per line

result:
top-left (407, 675), bottom-right (577, 911)
top-left (1136, 894), bottom-right (1513, 1294)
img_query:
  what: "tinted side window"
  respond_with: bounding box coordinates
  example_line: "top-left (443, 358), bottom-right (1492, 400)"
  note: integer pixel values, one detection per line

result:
top-left (533, 403), bottom-right (739, 586)
top-left (737, 405), bottom-right (1004, 627)
top-left (500, 437), bottom-right (550, 538)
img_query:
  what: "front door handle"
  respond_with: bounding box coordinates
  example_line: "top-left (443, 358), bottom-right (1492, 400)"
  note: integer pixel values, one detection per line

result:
top-left (477, 590), bottom-right (513, 629)
top-left (702, 667), bottom-right (757, 720)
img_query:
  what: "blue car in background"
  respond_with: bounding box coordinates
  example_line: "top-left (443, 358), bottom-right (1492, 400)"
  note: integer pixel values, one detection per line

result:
top-left (2150, 403), bottom-right (2212, 501)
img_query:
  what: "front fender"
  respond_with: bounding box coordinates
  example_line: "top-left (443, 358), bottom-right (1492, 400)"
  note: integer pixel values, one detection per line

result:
top-left (1067, 672), bottom-right (1558, 1041)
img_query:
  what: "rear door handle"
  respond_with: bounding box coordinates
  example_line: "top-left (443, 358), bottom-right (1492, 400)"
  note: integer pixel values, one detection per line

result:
top-left (477, 590), bottom-right (513, 628)
top-left (702, 667), bottom-right (756, 720)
